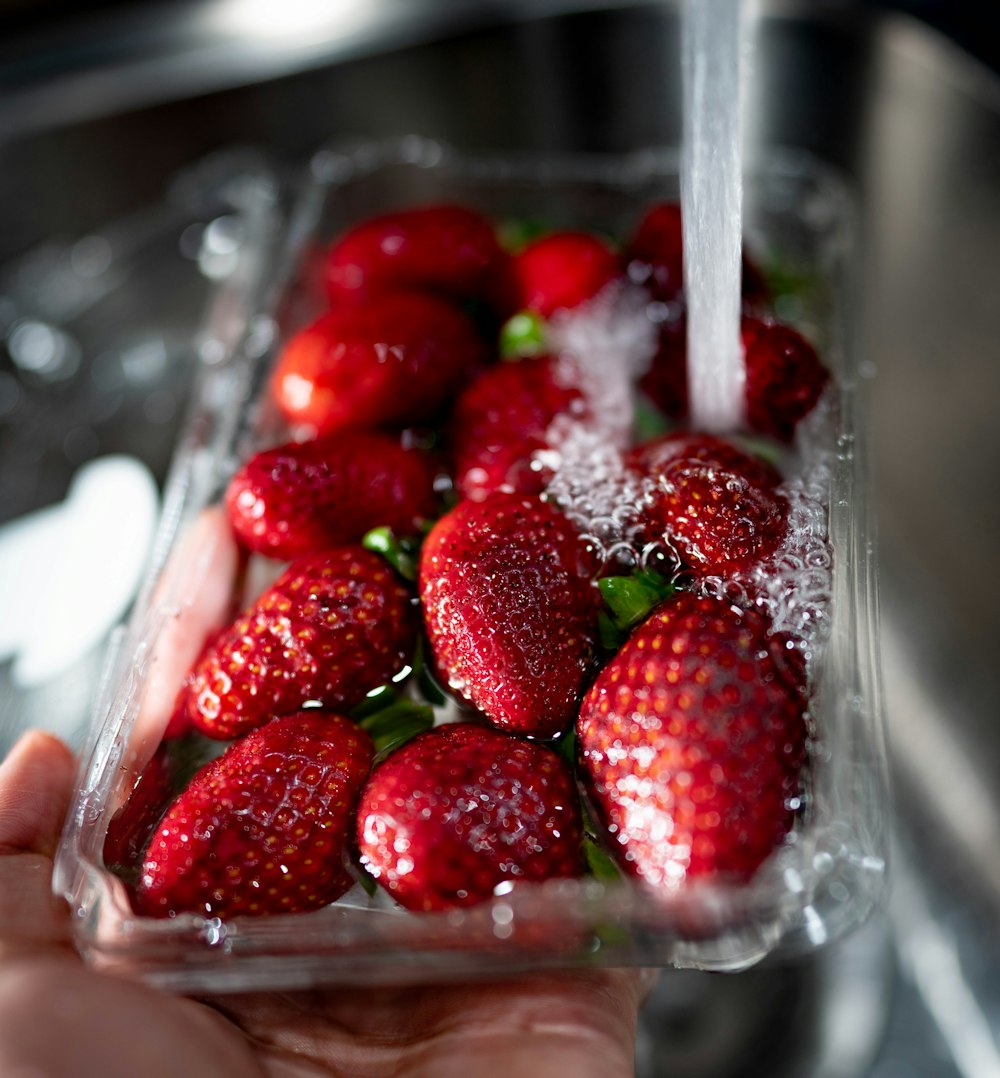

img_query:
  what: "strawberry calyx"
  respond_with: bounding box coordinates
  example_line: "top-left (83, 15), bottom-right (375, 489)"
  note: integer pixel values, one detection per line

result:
top-left (497, 217), bottom-right (550, 253)
top-left (362, 525), bottom-right (422, 582)
top-left (597, 568), bottom-right (676, 648)
top-left (584, 835), bottom-right (625, 884)
top-left (632, 398), bottom-right (674, 443)
top-left (356, 696), bottom-right (435, 759)
top-left (550, 733), bottom-right (627, 885)
top-left (410, 635), bottom-right (448, 707)
top-left (499, 309), bottom-right (547, 359)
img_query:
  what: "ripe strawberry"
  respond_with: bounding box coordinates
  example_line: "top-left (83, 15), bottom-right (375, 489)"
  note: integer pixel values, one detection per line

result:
top-left (578, 593), bottom-right (808, 891)
top-left (636, 454), bottom-right (788, 578)
top-left (225, 431), bottom-right (438, 561)
top-left (638, 318), bottom-right (689, 420)
top-left (323, 203), bottom-right (508, 306)
top-left (137, 712), bottom-right (373, 918)
top-left (270, 291), bottom-right (484, 436)
top-left (626, 202), bottom-right (685, 304)
top-left (640, 314), bottom-right (828, 441)
top-left (420, 493), bottom-right (599, 738)
top-left (627, 431), bottom-right (782, 493)
top-left (182, 548), bottom-right (417, 740)
top-left (357, 723), bottom-right (584, 911)
top-left (625, 202), bottom-right (769, 305)
top-left (742, 317), bottom-right (829, 442)
top-left (510, 231), bottom-right (621, 317)
top-left (450, 355), bottom-right (590, 501)
top-left (104, 745), bottom-right (174, 870)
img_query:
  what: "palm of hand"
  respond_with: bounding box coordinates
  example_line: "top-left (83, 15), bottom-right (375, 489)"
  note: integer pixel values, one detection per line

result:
top-left (0, 732), bottom-right (645, 1078)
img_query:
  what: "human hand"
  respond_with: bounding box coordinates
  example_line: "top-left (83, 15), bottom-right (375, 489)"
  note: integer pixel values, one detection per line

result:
top-left (0, 730), bottom-right (651, 1077)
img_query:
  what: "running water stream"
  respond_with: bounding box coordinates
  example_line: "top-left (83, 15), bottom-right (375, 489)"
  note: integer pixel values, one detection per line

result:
top-left (681, 0), bottom-right (748, 432)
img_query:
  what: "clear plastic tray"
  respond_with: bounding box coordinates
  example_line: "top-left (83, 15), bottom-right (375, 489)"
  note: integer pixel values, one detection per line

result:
top-left (53, 136), bottom-right (889, 992)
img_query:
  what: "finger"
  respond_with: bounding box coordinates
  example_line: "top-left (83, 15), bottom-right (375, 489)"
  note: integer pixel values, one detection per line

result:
top-left (0, 730), bottom-right (76, 857)
top-left (0, 855), bottom-right (73, 958)
top-left (0, 732), bottom-right (77, 957)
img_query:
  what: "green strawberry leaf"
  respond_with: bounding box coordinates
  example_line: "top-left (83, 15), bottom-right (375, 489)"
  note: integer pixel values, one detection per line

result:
top-left (358, 699), bottom-right (435, 758)
top-left (632, 397), bottom-right (674, 442)
top-left (498, 217), bottom-right (549, 253)
top-left (598, 569), bottom-right (675, 635)
top-left (411, 635), bottom-right (448, 707)
top-left (354, 866), bottom-right (379, 898)
top-left (350, 684), bottom-right (398, 721)
top-left (729, 432), bottom-right (784, 470)
top-left (499, 310), bottom-right (546, 359)
top-left (761, 256), bottom-right (816, 303)
top-left (598, 610), bottom-right (628, 652)
top-left (362, 526), bottom-right (420, 582)
top-left (584, 836), bottom-right (626, 884)
top-left (553, 729), bottom-right (577, 767)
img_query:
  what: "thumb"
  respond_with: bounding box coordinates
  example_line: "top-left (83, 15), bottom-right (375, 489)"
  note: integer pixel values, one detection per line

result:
top-left (0, 730), bottom-right (77, 857)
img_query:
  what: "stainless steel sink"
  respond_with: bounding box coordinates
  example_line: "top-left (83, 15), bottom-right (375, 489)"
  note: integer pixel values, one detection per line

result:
top-left (2, 2), bottom-right (999, 1074)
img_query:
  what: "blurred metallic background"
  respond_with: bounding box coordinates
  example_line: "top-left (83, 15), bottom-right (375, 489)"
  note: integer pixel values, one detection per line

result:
top-left (1, 2), bottom-right (998, 1075)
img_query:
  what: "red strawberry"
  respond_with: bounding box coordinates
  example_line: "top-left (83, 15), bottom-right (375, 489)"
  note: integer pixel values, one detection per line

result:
top-left (625, 202), bottom-right (769, 305)
top-left (450, 355), bottom-right (590, 501)
top-left (638, 319), bottom-right (689, 420)
top-left (324, 204), bottom-right (508, 306)
top-left (510, 231), bottom-right (621, 317)
top-left (742, 317), bottom-right (829, 442)
top-left (270, 291), bottom-right (484, 436)
top-left (420, 493), bottom-right (599, 738)
top-left (357, 723), bottom-right (584, 911)
top-left (627, 431), bottom-right (782, 492)
top-left (104, 746), bottom-right (174, 869)
top-left (578, 593), bottom-right (808, 891)
top-left (182, 548), bottom-right (417, 740)
top-left (225, 431), bottom-right (438, 561)
top-left (636, 454), bottom-right (788, 578)
top-left (626, 202), bottom-right (685, 304)
top-left (639, 316), bottom-right (828, 441)
top-left (137, 712), bottom-right (373, 918)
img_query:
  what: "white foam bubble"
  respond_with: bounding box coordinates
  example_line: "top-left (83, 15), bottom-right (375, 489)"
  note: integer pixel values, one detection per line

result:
top-left (699, 395), bottom-right (837, 657)
top-left (539, 282), bottom-right (659, 571)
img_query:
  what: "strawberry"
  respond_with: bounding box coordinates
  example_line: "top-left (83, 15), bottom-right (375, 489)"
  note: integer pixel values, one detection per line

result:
top-left (625, 202), bottom-right (769, 305)
top-left (627, 430), bottom-right (782, 493)
top-left (419, 493), bottom-right (599, 738)
top-left (323, 203), bottom-right (508, 306)
top-left (225, 431), bottom-right (439, 561)
top-left (742, 317), bottom-right (829, 442)
top-left (356, 723), bottom-right (584, 911)
top-left (104, 745), bottom-right (174, 870)
top-left (625, 202), bottom-right (685, 304)
top-left (509, 231), bottom-right (621, 317)
top-left (639, 315), bottom-right (828, 441)
top-left (635, 453), bottom-right (788, 579)
top-left (449, 354), bottom-right (589, 501)
top-left (270, 291), bottom-right (484, 436)
top-left (137, 712), bottom-right (373, 918)
top-left (182, 548), bottom-right (417, 740)
top-left (578, 593), bottom-right (808, 891)
top-left (638, 319), bottom-right (689, 420)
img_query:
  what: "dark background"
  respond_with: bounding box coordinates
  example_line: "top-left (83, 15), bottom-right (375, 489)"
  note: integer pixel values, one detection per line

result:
top-left (1, 1), bottom-right (999, 75)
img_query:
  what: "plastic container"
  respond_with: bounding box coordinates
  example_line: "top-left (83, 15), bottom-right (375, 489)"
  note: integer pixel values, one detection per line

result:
top-left (53, 136), bottom-right (888, 992)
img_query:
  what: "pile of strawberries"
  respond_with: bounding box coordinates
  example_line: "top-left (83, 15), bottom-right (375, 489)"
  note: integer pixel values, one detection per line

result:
top-left (110, 200), bottom-right (830, 923)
